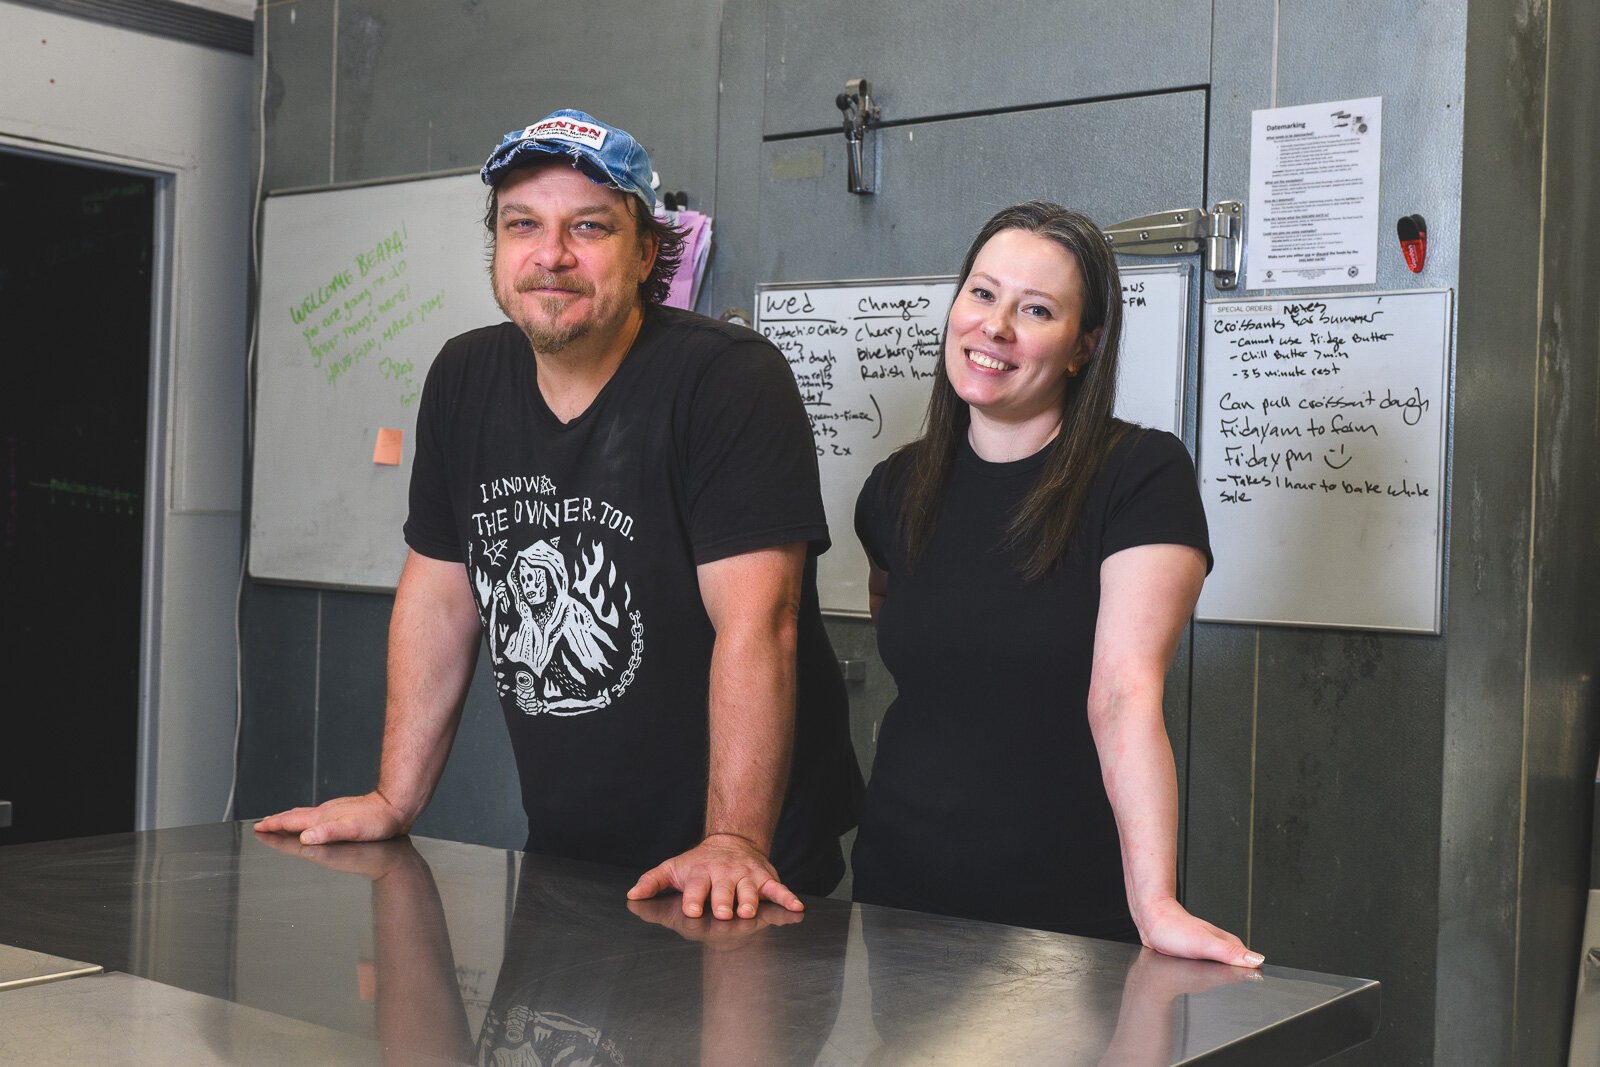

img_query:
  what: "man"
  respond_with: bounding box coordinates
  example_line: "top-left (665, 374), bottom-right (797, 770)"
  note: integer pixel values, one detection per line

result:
top-left (257, 109), bottom-right (862, 920)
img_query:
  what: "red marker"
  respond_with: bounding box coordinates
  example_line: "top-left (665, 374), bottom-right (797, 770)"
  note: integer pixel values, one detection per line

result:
top-left (1398, 214), bottom-right (1427, 272)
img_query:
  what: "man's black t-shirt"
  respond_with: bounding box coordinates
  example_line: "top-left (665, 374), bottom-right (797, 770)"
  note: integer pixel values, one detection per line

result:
top-left (852, 427), bottom-right (1211, 936)
top-left (405, 305), bottom-right (861, 884)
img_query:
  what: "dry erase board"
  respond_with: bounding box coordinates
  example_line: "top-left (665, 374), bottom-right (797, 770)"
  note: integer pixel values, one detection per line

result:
top-left (250, 172), bottom-right (505, 590)
top-left (1195, 288), bottom-right (1452, 632)
top-left (757, 263), bottom-right (1192, 616)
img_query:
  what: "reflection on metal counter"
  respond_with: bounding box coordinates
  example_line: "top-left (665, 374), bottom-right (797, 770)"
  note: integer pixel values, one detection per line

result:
top-left (0, 823), bottom-right (1380, 1064)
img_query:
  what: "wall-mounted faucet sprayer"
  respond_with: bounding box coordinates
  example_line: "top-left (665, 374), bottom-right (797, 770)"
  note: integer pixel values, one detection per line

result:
top-left (836, 78), bottom-right (881, 195)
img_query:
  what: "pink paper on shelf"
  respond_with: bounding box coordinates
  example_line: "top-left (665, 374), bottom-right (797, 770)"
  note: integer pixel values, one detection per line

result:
top-left (661, 209), bottom-right (713, 310)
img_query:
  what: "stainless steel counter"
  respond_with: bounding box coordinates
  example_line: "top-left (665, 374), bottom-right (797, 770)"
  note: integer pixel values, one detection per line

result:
top-left (0, 822), bottom-right (1378, 1064)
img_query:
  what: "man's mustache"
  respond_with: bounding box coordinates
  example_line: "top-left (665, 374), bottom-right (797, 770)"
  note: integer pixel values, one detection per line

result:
top-left (514, 274), bottom-right (591, 296)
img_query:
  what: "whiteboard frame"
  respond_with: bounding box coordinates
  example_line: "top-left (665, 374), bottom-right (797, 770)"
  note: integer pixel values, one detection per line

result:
top-left (1194, 286), bottom-right (1454, 634)
top-left (759, 274), bottom-right (960, 297)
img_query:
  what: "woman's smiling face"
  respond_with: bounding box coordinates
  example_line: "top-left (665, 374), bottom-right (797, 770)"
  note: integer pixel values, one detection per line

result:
top-left (943, 227), bottom-right (1100, 432)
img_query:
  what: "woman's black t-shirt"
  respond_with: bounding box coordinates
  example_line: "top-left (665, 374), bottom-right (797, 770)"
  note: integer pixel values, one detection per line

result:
top-left (852, 426), bottom-right (1210, 936)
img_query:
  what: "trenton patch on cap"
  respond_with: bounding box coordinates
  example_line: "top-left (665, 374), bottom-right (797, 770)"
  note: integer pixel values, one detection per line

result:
top-left (522, 116), bottom-right (608, 150)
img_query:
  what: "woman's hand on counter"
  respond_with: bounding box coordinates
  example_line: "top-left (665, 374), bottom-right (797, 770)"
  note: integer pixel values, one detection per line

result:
top-left (1135, 896), bottom-right (1265, 968)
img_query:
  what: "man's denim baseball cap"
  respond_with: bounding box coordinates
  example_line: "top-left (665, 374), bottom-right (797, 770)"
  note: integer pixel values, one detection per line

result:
top-left (480, 109), bottom-right (657, 213)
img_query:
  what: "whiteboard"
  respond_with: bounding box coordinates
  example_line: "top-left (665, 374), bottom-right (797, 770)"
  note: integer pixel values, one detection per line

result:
top-left (1195, 288), bottom-right (1452, 632)
top-left (250, 173), bottom-right (505, 590)
top-left (757, 263), bottom-right (1192, 616)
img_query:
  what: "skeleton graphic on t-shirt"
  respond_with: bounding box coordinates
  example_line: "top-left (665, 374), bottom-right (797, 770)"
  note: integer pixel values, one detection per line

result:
top-left (477, 1005), bottom-right (627, 1067)
top-left (476, 536), bottom-right (634, 716)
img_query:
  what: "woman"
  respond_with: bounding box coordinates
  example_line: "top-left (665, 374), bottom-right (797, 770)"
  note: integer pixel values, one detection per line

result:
top-left (852, 201), bottom-right (1261, 967)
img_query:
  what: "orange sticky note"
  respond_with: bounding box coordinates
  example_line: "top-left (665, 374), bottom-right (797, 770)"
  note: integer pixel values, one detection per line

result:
top-left (372, 427), bottom-right (403, 466)
top-left (356, 959), bottom-right (377, 1001)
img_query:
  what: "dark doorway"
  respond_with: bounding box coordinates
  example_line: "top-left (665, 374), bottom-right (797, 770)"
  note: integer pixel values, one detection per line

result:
top-left (0, 150), bottom-right (156, 844)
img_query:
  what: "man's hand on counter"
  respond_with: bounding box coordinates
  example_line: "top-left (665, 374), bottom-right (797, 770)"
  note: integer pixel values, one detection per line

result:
top-left (626, 834), bottom-right (804, 921)
top-left (252, 791), bottom-right (409, 846)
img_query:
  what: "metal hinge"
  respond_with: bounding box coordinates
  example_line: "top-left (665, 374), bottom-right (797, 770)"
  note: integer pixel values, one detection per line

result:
top-left (1103, 201), bottom-right (1245, 289)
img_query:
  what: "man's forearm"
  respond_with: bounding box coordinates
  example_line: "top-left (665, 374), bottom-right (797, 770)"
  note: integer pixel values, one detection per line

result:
top-left (703, 620), bottom-right (797, 853)
top-left (377, 553), bottom-right (483, 825)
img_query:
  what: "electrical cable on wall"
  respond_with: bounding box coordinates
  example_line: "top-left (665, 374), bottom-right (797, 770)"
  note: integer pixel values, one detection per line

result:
top-left (225, 0), bottom-right (272, 822)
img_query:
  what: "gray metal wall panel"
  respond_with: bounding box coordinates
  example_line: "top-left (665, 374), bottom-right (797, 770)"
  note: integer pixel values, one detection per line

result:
top-left (1185, 623), bottom-right (1257, 940)
top-left (1436, 0), bottom-right (1546, 1061)
top-left (262, 0), bottom-right (336, 190)
top-left (1202, 0), bottom-right (1272, 223)
top-left (704, 0), bottom-right (768, 321)
top-left (311, 590), bottom-right (390, 801)
top-left (235, 583), bottom-right (319, 818)
top-left (755, 92), bottom-right (1208, 283)
top-left (1273, 2), bottom-right (1466, 293)
top-left (1252, 630), bottom-right (1444, 1067)
top-left (1514, 0), bottom-right (1600, 1058)
top-left (409, 663), bottom-right (528, 851)
top-left (317, 0), bottom-right (722, 194)
top-left (11, 0), bottom-right (253, 53)
top-left (761, 0), bottom-right (1212, 137)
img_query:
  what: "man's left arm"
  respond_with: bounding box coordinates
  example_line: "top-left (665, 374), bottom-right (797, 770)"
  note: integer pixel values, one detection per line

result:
top-left (627, 542), bottom-right (807, 920)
